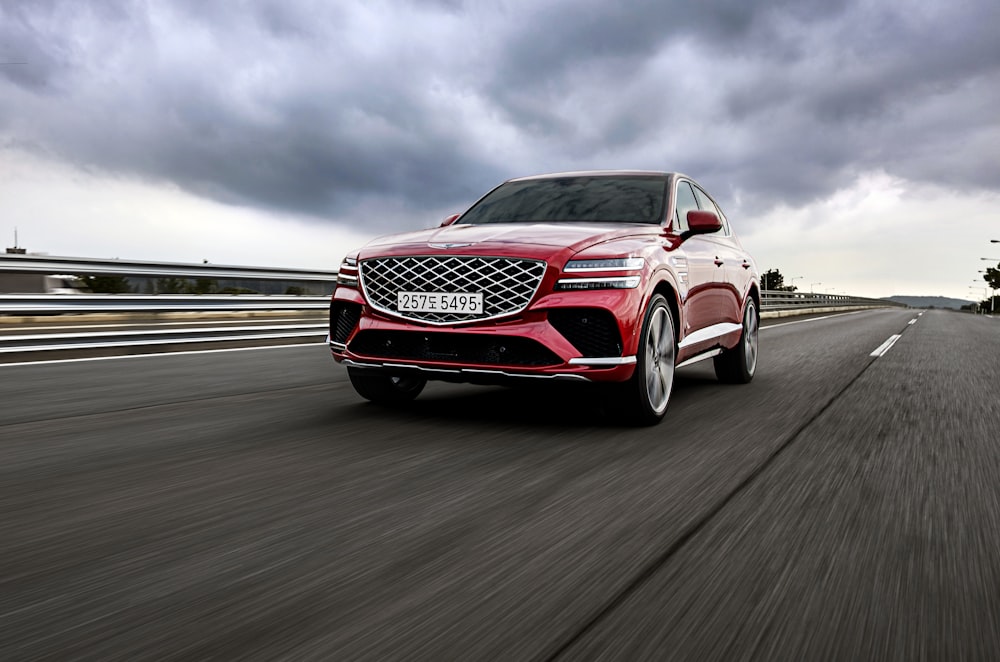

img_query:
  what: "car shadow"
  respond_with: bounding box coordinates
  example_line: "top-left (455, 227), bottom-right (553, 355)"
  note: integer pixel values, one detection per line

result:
top-left (342, 368), bottom-right (726, 430)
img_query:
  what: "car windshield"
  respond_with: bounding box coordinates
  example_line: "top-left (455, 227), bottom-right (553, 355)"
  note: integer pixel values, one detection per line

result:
top-left (458, 176), bottom-right (668, 225)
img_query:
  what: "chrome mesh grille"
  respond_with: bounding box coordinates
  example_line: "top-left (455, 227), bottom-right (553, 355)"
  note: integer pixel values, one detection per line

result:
top-left (359, 256), bottom-right (546, 324)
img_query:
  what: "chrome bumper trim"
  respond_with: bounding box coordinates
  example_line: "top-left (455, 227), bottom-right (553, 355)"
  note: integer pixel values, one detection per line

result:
top-left (678, 322), bottom-right (742, 349)
top-left (567, 355), bottom-right (637, 366)
top-left (341, 359), bottom-right (591, 382)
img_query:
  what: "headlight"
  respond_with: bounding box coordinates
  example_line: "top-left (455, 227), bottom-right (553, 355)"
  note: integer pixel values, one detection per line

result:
top-left (337, 256), bottom-right (359, 287)
top-left (564, 257), bottom-right (644, 272)
top-left (555, 276), bottom-right (641, 290)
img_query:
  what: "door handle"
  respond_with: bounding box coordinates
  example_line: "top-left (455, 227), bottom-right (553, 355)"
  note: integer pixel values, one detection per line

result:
top-left (713, 258), bottom-right (724, 267)
top-left (741, 261), bottom-right (751, 270)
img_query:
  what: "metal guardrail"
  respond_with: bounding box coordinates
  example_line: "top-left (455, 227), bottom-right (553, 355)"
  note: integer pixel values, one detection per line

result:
top-left (0, 322), bottom-right (329, 355)
top-left (1, 254), bottom-right (905, 315)
top-left (0, 294), bottom-right (330, 314)
top-left (0, 291), bottom-right (904, 316)
top-left (0, 253), bottom-right (338, 281)
top-left (760, 290), bottom-right (902, 311)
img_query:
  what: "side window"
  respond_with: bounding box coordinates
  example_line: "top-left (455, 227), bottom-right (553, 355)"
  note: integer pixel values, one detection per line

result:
top-left (692, 185), bottom-right (731, 235)
top-left (674, 181), bottom-right (698, 232)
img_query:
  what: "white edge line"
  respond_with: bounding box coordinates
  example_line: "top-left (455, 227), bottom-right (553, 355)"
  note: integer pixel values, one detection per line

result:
top-left (6, 317), bottom-right (323, 332)
top-left (761, 309), bottom-right (871, 330)
top-left (2, 323), bottom-right (327, 342)
top-left (870, 334), bottom-right (902, 358)
top-left (0, 342), bottom-right (328, 368)
top-left (0, 331), bottom-right (325, 354)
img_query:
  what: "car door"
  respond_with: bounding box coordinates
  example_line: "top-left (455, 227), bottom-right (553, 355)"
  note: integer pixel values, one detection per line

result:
top-left (692, 184), bottom-right (746, 326)
top-left (673, 180), bottom-right (727, 341)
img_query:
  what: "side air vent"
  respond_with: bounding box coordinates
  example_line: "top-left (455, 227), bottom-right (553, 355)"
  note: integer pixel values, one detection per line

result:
top-left (548, 308), bottom-right (622, 358)
top-left (330, 301), bottom-right (362, 345)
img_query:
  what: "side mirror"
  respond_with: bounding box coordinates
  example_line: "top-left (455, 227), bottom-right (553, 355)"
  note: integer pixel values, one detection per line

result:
top-left (440, 213), bottom-right (461, 227)
top-left (686, 210), bottom-right (722, 235)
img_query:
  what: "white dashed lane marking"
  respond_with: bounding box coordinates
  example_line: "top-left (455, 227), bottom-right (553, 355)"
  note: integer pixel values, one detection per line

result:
top-left (870, 334), bottom-right (902, 358)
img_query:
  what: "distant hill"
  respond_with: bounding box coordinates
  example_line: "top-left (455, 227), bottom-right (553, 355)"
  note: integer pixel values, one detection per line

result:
top-left (883, 295), bottom-right (974, 310)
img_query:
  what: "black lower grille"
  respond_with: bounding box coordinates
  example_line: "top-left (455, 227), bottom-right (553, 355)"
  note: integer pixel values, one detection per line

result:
top-left (330, 301), bottom-right (362, 344)
top-left (348, 330), bottom-right (562, 367)
top-left (548, 308), bottom-right (622, 357)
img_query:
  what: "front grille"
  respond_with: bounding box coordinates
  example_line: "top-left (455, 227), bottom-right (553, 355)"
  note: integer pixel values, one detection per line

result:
top-left (330, 301), bottom-right (362, 344)
top-left (359, 256), bottom-right (546, 325)
top-left (348, 330), bottom-right (562, 367)
top-left (548, 308), bottom-right (622, 357)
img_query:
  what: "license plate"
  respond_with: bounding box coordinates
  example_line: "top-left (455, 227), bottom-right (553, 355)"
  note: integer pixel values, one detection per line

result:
top-left (398, 291), bottom-right (483, 314)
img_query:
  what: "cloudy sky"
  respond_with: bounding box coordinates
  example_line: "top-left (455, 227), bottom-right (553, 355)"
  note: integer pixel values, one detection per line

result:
top-left (2, 0), bottom-right (999, 300)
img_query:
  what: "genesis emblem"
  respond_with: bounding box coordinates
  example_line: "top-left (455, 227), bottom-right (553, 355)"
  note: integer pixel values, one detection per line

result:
top-left (429, 242), bottom-right (473, 249)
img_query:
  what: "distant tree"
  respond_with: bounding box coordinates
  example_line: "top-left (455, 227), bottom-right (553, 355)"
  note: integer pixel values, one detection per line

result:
top-left (156, 277), bottom-right (187, 294)
top-left (80, 275), bottom-right (131, 293)
top-left (761, 269), bottom-right (783, 291)
top-left (188, 278), bottom-right (217, 294)
top-left (761, 269), bottom-right (799, 291)
top-left (981, 294), bottom-right (1000, 315)
top-left (983, 264), bottom-right (1000, 290)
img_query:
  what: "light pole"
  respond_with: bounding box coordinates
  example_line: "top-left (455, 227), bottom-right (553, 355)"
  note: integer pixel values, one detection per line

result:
top-left (789, 275), bottom-right (804, 291)
top-left (811, 282), bottom-right (822, 294)
top-left (969, 288), bottom-right (986, 314)
top-left (970, 285), bottom-right (990, 314)
top-left (985, 245), bottom-right (1000, 313)
top-left (974, 278), bottom-right (996, 314)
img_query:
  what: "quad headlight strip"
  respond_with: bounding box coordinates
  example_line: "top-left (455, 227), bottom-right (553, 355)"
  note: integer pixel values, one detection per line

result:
top-left (563, 257), bottom-right (644, 272)
top-left (557, 257), bottom-right (643, 290)
top-left (554, 276), bottom-right (641, 290)
top-left (336, 256), bottom-right (359, 287)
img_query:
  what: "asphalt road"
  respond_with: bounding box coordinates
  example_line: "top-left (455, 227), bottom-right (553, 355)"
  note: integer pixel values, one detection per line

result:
top-left (1, 309), bottom-right (998, 660)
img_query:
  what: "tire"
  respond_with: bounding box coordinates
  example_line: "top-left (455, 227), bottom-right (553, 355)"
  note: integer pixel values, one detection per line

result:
top-left (612, 294), bottom-right (676, 426)
top-left (714, 299), bottom-right (758, 384)
top-left (347, 368), bottom-right (426, 404)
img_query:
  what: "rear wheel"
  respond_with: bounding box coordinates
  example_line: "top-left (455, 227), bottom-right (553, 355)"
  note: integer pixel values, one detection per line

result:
top-left (612, 294), bottom-right (676, 426)
top-left (347, 368), bottom-right (426, 404)
top-left (714, 299), bottom-right (758, 384)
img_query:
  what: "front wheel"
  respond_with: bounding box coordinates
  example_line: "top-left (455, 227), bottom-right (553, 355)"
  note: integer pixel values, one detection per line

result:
top-left (714, 299), bottom-right (758, 384)
top-left (347, 368), bottom-right (426, 404)
top-left (612, 294), bottom-right (676, 426)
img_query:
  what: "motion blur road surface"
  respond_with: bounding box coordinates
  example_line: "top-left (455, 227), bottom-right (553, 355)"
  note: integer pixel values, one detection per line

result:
top-left (1, 309), bottom-right (998, 660)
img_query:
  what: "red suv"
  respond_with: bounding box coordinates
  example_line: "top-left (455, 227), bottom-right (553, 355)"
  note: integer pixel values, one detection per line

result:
top-left (329, 171), bottom-right (759, 425)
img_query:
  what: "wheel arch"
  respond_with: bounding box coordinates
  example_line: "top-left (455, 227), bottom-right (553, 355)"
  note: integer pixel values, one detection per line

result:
top-left (651, 280), bottom-right (681, 345)
top-left (747, 282), bottom-right (761, 318)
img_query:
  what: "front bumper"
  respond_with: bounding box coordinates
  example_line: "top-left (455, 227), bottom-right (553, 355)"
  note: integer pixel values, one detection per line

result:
top-left (329, 286), bottom-right (643, 384)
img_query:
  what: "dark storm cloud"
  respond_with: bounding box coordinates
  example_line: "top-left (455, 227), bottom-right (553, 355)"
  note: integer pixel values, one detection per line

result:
top-left (1, 0), bottom-right (998, 230)
top-left (480, 0), bottom-right (1000, 213)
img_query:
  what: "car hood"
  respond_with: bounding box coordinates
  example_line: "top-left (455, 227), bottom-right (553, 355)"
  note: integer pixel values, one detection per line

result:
top-left (359, 223), bottom-right (660, 260)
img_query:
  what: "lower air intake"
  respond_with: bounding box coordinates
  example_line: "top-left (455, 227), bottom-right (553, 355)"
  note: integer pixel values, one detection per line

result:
top-left (348, 330), bottom-right (562, 367)
top-left (548, 308), bottom-right (622, 358)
